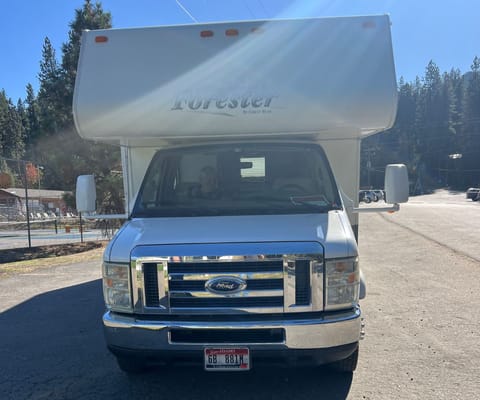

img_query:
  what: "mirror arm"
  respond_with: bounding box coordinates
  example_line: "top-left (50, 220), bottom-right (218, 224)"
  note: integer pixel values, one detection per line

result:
top-left (353, 203), bottom-right (400, 213)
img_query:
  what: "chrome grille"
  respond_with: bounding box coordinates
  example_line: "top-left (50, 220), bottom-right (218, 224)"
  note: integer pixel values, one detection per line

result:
top-left (168, 259), bottom-right (284, 311)
top-left (168, 260), bottom-right (282, 273)
top-left (131, 242), bottom-right (324, 315)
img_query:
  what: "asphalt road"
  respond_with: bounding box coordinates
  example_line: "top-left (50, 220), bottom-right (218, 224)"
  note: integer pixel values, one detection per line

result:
top-left (0, 190), bottom-right (479, 399)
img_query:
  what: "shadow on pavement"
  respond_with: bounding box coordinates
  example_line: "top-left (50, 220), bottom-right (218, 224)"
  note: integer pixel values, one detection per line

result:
top-left (0, 280), bottom-right (353, 400)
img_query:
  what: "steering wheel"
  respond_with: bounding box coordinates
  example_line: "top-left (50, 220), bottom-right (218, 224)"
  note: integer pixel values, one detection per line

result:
top-left (276, 184), bottom-right (306, 194)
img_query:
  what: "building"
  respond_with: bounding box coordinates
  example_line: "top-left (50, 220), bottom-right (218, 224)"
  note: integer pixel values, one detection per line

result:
top-left (0, 189), bottom-right (23, 220)
top-left (3, 188), bottom-right (70, 217)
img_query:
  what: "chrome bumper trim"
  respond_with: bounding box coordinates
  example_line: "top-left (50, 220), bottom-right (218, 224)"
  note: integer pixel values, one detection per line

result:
top-left (103, 307), bottom-right (361, 350)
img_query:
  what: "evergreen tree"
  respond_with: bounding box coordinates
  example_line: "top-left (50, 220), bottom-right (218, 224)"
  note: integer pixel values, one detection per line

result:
top-left (37, 37), bottom-right (65, 137)
top-left (61, 0), bottom-right (112, 107)
top-left (0, 91), bottom-right (7, 156)
top-left (24, 83), bottom-right (40, 151)
top-left (0, 92), bottom-right (25, 159)
top-left (31, 0), bottom-right (121, 212)
top-left (461, 56), bottom-right (480, 186)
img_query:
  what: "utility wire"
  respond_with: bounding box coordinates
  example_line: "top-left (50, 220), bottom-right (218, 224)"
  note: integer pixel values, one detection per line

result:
top-left (175, 0), bottom-right (198, 23)
top-left (257, 0), bottom-right (270, 17)
top-left (243, 0), bottom-right (257, 19)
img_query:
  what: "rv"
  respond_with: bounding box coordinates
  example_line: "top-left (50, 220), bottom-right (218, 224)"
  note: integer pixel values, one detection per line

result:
top-left (73, 15), bottom-right (408, 373)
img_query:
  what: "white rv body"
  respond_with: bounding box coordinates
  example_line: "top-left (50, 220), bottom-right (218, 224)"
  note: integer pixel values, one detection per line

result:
top-left (73, 16), bottom-right (398, 372)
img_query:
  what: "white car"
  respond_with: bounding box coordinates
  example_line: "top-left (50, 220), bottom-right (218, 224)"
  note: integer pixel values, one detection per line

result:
top-left (466, 187), bottom-right (480, 201)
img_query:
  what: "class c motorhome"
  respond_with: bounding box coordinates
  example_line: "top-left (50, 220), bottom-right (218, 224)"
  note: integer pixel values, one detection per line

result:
top-left (73, 15), bottom-right (408, 373)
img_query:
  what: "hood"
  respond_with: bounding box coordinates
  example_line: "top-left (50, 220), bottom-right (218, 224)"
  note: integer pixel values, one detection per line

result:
top-left (105, 211), bottom-right (357, 262)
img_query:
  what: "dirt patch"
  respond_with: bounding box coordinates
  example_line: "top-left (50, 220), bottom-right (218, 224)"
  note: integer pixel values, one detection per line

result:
top-left (0, 242), bottom-right (104, 264)
top-left (0, 242), bottom-right (107, 279)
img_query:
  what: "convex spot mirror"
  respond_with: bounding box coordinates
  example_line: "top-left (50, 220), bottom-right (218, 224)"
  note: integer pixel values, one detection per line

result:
top-left (76, 175), bottom-right (96, 212)
top-left (384, 164), bottom-right (409, 204)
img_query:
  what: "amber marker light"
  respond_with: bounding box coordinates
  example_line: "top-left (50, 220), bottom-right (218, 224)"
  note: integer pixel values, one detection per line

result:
top-left (95, 35), bottom-right (108, 43)
top-left (200, 30), bottom-right (214, 38)
top-left (362, 21), bottom-right (376, 29)
top-left (226, 29), bottom-right (239, 37)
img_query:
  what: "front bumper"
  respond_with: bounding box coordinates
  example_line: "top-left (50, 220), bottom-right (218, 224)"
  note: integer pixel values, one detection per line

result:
top-left (104, 307), bottom-right (361, 365)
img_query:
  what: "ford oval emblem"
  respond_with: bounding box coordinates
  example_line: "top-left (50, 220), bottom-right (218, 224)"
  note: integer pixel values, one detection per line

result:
top-left (205, 276), bottom-right (247, 295)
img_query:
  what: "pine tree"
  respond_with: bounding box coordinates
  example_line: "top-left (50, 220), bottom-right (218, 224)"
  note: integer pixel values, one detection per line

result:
top-left (31, 0), bottom-right (122, 211)
top-left (0, 92), bottom-right (25, 159)
top-left (461, 56), bottom-right (480, 186)
top-left (24, 83), bottom-right (40, 151)
top-left (61, 0), bottom-right (112, 107)
top-left (37, 37), bottom-right (65, 137)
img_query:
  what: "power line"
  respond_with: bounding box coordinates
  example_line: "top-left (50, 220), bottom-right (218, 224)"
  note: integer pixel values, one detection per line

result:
top-left (257, 0), bottom-right (270, 17)
top-left (243, 0), bottom-right (257, 19)
top-left (175, 0), bottom-right (198, 23)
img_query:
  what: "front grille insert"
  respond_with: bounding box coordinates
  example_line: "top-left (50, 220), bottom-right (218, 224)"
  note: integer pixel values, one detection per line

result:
top-left (169, 279), bottom-right (283, 292)
top-left (165, 259), bottom-right (285, 310)
top-left (134, 243), bottom-right (324, 313)
top-left (170, 328), bottom-right (285, 344)
top-left (144, 263), bottom-right (160, 307)
top-left (168, 260), bottom-right (283, 274)
top-left (295, 260), bottom-right (311, 306)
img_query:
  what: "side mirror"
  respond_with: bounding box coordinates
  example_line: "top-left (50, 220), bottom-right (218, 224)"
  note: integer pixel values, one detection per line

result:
top-left (384, 164), bottom-right (409, 204)
top-left (76, 175), bottom-right (96, 212)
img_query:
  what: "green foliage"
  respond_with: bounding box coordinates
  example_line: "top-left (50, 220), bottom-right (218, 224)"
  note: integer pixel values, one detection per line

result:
top-left (362, 56), bottom-right (480, 192)
top-left (29, 0), bottom-right (121, 213)
top-left (61, 0), bottom-right (112, 104)
top-left (0, 91), bottom-right (25, 159)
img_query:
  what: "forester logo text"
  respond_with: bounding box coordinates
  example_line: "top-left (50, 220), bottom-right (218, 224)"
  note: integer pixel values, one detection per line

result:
top-left (171, 96), bottom-right (275, 115)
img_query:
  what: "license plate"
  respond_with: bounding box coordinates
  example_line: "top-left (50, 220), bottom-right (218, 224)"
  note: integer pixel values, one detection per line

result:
top-left (204, 348), bottom-right (250, 371)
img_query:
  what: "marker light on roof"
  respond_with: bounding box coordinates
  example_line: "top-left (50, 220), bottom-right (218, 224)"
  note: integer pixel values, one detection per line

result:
top-left (362, 21), bottom-right (376, 29)
top-left (95, 36), bottom-right (108, 43)
top-left (225, 29), bottom-right (239, 37)
top-left (200, 30), bottom-right (214, 38)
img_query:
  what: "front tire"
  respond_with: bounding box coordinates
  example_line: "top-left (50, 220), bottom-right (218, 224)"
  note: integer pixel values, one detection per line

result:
top-left (116, 356), bottom-right (148, 374)
top-left (329, 347), bottom-right (358, 373)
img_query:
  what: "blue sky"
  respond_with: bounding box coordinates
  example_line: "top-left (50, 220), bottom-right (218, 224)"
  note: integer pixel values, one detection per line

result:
top-left (0, 0), bottom-right (478, 102)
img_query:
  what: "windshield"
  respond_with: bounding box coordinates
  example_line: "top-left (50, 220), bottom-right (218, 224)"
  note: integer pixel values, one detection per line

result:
top-left (132, 143), bottom-right (341, 218)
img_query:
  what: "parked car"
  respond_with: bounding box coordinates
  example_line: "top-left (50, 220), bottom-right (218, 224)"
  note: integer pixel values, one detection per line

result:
top-left (466, 187), bottom-right (480, 201)
top-left (359, 190), bottom-right (375, 203)
top-left (371, 190), bottom-right (384, 202)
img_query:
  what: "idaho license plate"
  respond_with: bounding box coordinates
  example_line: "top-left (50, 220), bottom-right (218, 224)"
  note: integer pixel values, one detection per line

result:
top-left (204, 348), bottom-right (250, 371)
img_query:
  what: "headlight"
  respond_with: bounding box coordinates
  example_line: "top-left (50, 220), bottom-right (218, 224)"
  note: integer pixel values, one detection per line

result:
top-left (325, 257), bottom-right (359, 311)
top-left (103, 262), bottom-right (132, 312)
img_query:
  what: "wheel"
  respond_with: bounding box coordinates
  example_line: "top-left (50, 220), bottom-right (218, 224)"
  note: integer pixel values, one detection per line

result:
top-left (329, 347), bottom-right (358, 373)
top-left (363, 196), bottom-right (371, 204)
top-left (116, 356), bottom-right (148, 374)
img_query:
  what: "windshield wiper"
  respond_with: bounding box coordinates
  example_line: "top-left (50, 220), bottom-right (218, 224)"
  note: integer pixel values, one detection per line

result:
top-left (290, 195), bottom-right (342, 211)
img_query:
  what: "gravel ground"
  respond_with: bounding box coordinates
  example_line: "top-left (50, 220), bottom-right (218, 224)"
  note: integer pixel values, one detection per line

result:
top-left (0, 190), bottom-right (479, 399)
